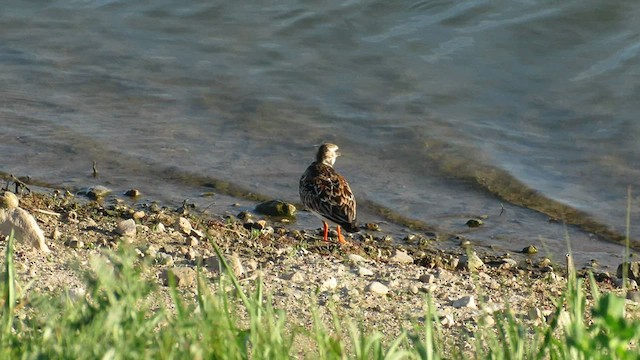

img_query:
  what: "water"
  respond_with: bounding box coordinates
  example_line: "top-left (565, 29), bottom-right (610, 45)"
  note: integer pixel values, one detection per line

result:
top-left (2, 0), bottom-right (640, 269)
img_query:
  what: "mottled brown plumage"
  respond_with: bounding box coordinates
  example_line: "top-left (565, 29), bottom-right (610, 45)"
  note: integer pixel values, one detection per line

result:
top-left (299, 143), bottom-right (358, 243)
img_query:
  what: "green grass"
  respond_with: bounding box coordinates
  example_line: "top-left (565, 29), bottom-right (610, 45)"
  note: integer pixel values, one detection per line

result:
top-left (1, 231), bottom-right (640, 359)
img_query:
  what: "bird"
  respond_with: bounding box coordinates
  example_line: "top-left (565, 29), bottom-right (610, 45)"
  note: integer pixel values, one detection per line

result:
top-left (299, 143), bottom-right (359, 243)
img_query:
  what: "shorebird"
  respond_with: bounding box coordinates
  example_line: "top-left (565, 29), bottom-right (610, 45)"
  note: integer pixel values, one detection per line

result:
top-left (299, 143), bottom-right (359, 243)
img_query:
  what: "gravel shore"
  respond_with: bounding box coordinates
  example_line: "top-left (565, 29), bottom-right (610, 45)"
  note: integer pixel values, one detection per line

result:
top-left (2, 190), bottom-right (639, 352)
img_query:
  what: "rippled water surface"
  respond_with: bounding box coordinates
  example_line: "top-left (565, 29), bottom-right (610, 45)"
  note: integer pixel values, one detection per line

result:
top-left (2, 0), bottom-right (640, 268)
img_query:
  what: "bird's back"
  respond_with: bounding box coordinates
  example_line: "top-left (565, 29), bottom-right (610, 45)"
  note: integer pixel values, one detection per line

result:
top-left (299, 161), bottom-right (358, 231)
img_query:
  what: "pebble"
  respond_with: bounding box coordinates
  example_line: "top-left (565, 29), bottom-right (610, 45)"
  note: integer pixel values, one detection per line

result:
top-left (461, 252), bottom-right (484, 272)
top-left (284, 271), bottom-right (305, 283)
top-left (176, 217), bottom-right (192, 235)
top-left (160, 267), bottom-right (197, 288)
top-left (185, 237), bottom-right (199, 247)
top-left (501, 258), bottom-right (518, 269)
top-left (348, 254), bottom-right (368, 264)
top-left (85, 185), bottom-right (111, 200)
top-left (205, 256), bottom-right (223, 273)
top-left (320, 277), bottom-right (338, 292)
top-left (418, 274), bottom-right (436, 284)
top-left (466, 219), bottom-right (483, 227)
top-left (156, 252), bottom-right (175, 266)
top-left (124, 189), bottom-right (141, 198)
top-left (52, 227), bottom-right (62, 241)
top-left (65, 238), bottom-right (84, 249)
top-left (389, 249), bottom-right (414, 264)
top-left (230, 253), bottom-right (244, 278)
top-left (453, 295), bottom-right (477, 309)
top-left (522, 245), bottom-right (538, 254)
top-left (440, 314), bottom-right (455, 327)
top-left (367, 281), bottom-right (389, 295)
top-left (116, 219), bottom-right (137, 238)
top-left (358, 266), bottom-right (374, 277)
top-left (627, 290), bottom-right (640, 303)
top-left (155, 223), bottom-right (166, 233)
top-left (132, 211), bottom-right (145, 220)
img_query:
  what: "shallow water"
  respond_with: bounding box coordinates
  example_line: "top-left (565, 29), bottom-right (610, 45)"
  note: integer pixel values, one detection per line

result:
top-left (2, 0), bottom-right (640, 269)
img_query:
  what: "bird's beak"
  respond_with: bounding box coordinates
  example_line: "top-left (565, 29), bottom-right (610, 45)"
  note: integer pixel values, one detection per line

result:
top-left (336, 151), bottom-right (342, 157)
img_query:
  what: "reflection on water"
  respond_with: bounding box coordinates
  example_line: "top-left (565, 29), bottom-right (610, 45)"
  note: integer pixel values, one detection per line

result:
top-left (1, 0), bottom-right (640, 268)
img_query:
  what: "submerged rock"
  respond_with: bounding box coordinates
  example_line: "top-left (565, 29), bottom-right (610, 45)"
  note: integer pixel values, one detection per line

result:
top-left (255, 200), bottom-right (296, 218)
top-left (522, 245), bottom-right (538, 254)
top-left (466, 219), bottom-right (483, 228)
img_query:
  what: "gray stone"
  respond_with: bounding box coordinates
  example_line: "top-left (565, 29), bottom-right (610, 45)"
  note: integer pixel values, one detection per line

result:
top-left (116, 219), bottom-right (137, 237)
top-left (367, 281), bottom-right (389, 295)
top-left (321, 277), bottom-right (338, 292)
top-left (358, 266), bottom-right (374, 277)
top-left (418, 273), bottom-right (436, 284)
top-left (389, 249), bottom-right (413, 264)
top-left (348, 254), bottom-right (368, 264)
top-left (461, 252), bottom-right (484, 271)
top-left (453, 295), bottom-right (477, 309)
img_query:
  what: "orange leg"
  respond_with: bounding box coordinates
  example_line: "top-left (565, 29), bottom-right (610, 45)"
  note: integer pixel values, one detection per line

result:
top-left (322, 221), bottom-right (329, 242)
top-left (336, 225), bottom-right (347, 244)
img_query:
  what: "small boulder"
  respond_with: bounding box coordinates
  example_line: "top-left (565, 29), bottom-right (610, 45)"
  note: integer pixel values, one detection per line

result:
top-left (255, 200), bottom-right (296, 218)
top-left (0, 207), bottom-right (50, 252)
top-left (453, 295), bottom-right (477, 309)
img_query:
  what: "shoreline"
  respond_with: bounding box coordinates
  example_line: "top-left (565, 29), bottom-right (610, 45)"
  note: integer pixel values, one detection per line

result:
top-left (2, 188), bottom-right (639, 352)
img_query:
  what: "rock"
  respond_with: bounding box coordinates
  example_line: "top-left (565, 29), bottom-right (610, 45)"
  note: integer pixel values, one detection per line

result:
top-left (501, 258), bottom-right (518, 269)
top-left (453, 295), bottom-right (477, 309)
top-left (84, 185), bottom-right (111, 200)
top-left (283, 271), bottom-right (305, 283)
top-left (176, 217), bottom-right (192, 235)
top-left (124, 189), bottom-right (141, 198)
top-left (466, 219), bottom-right (483, 227)
top-left (627, 290), bottom-right (640, 303)
top-left (320, 277), bottom-right (338, 292)
top-left (155, 223), bottom-right (166, 233)
top-left (461, 252), bottom-right (484, 271)
top-left (389, 249), bottom-right (413, 264)
top-left (254, 200), bottom-right (296, 218)
top-left (237, 211), bottom-right (252, 220)
top-left (617, 261), bottom-right (640, 281)
top-left (191, 228), bottom-right (205, 239)
top-left (528, 307), bottom-right (545, 323)
top-left (358, 266), bottom-right (374, 277)
top-left (132, 211), bottom-right (145, 220)
top-left (185, 237), bottom-right (199, 247)
top-left (365, 223), bottom-right (380, 231)
top-left (1, 192), bottom-right (19, 209)
top-left (367, 281), bottom-right (389, 295)
top-left (161, 267), bottom-right (197, 288)
top-left (522, 245), bottom-right (538, 254)
top-left (440, 314), bottom-right (455, 327)
top-left (0, 207), bottom-right (50, 252)
top-left (229, 253), bottom-right (244, 278)
top-left (65, 238), bottom-right (84, 249)
top-left (52, 227), bottom-right (61, 241)
top-left (67, 287), bottom-right (86, 302)
top-left (348, 254), bottom-right (368, 264)
top-left (116, 219), bottom-right (137, 238)
top-left (156, 252), bottom-right (174, 266)
top-left (418, 274), bottom-right (436, 284)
